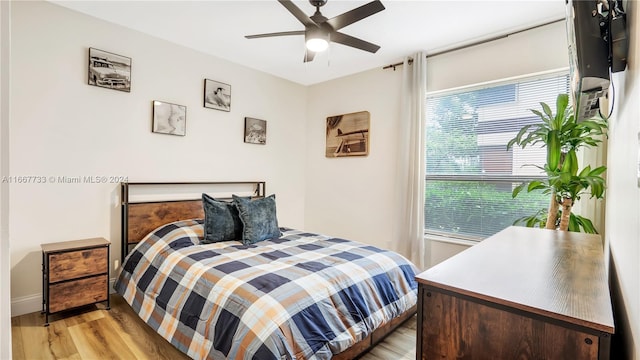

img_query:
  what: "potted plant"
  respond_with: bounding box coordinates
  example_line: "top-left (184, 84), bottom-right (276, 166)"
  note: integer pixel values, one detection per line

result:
top-left (507, 93), bottom-right (608, 233)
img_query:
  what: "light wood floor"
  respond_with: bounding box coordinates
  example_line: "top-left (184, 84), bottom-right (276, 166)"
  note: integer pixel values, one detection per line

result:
top-left (11, 295), bottom-right (416, 360)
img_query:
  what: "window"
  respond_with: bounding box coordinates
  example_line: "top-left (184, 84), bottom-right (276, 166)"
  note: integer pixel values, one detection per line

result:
top-left (424, 72), bottom-right (570, 241)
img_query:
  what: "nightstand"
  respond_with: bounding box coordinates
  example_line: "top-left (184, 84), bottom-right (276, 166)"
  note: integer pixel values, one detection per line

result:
top-left (41, 237), bottom-right (110, 326)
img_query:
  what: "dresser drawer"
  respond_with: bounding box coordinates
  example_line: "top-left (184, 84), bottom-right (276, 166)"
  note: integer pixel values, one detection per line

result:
top-left (48, 247), bottom-right (108, 283)
top-left (49, 274), bottom-right (108, 313)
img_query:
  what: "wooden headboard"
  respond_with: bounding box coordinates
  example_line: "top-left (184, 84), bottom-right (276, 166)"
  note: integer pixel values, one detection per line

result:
top-left (120, 181), bottom-right (265, 260)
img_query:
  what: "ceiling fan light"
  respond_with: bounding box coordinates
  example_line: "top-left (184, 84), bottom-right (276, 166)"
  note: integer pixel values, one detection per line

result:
top-left (306, 37), bottom-right (329, 52)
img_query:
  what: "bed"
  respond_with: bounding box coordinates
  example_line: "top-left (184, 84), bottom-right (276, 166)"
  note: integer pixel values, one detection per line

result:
top-left (115, 181), bottom-right (418, 360)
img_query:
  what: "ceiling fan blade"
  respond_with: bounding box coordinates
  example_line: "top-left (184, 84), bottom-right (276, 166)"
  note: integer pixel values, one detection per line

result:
top-left (278, 0), bottom-right (316, 27)
top-left (245, 30), bottom-right (305, 39)
top-left (304, 51), bottom-right (316, 63)
top-left (331, 32), bottom-right (381, 53)
top-left (326, 0), bottom-right (385, 31)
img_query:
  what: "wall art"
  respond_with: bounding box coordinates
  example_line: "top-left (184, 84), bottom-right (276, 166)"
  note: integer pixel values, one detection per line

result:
top-left (88, 48), bottom-right (131, 92)
top-left (152, 100), bottom-right (186, 136)
top-left (244, 117), bottom-right (266, 144)
top-left (204, 79), bottom-right (231, 112)
top-left (325, 111), bottom-right (370, 157)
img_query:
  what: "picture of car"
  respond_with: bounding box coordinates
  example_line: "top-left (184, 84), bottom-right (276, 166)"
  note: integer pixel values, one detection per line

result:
top-left (88, 48), bottom-right (131, 92)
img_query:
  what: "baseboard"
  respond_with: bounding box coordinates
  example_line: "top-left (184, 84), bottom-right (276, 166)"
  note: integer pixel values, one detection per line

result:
top-left (11, 277), bottom-right (117, 317)
top-left (10, 293), bottom-right (41, 317)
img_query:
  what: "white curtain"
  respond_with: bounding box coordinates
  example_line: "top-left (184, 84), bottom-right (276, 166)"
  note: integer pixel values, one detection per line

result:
top-left (395, 53), bottom-right (427, 270)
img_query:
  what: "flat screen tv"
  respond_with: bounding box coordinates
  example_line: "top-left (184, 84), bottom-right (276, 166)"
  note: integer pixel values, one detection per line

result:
top-left (566, 0), bottom-right (627, 121)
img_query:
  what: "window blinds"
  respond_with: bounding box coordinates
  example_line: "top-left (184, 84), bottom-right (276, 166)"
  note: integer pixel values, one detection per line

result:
top-left (424, 73), bottom-right (570, 240)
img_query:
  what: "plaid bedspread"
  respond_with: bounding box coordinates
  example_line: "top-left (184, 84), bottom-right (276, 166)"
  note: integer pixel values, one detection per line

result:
top-left (114, 219), bottom-right (418, 360)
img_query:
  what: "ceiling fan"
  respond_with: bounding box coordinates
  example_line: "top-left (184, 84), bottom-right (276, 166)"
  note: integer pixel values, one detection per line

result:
top-left (245, 0), bottom-right (385, 62)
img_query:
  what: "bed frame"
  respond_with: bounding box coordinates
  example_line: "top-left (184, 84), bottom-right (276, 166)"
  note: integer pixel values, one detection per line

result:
top-left (119, 181), bottom-right (416, 359)
top-left (120, 181), bottom-right (266, 261)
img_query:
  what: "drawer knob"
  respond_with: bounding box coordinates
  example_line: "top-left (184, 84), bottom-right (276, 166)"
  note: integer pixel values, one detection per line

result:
top-left (584, 338), bottom-right (593, 345)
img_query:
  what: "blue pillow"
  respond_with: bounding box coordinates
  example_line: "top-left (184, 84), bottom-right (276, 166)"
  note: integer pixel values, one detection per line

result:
top-left (233, 194), bottom-right (281, 245)
top-left (202, 194), bottom-right (243, 244)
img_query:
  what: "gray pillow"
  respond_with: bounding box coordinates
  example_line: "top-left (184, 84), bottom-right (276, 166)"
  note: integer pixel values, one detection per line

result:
top-left (233, 194), bottom-right (281, 245)
top-left (202, 194), bottom-right (243, 244)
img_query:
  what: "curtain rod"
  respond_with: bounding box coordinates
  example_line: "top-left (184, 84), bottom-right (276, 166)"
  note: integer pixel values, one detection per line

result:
top-left (382, 17), bottom-right (565, 70)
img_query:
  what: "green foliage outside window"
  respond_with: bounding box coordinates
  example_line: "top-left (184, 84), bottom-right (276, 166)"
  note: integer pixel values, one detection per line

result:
top-left (425, 181), bottom-right (548, 239)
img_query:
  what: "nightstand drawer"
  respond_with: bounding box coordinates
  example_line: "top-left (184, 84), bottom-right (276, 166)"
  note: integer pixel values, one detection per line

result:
top-left (49, 274), bottom-right (108, 313)
top-left (49, 247), bottom-right (108, 282)
top-left (41, 237), bottom-right (110, 325)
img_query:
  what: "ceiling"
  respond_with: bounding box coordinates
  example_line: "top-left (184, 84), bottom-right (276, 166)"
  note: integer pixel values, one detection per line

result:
top-left (52, 0), bottom-right (567, 86)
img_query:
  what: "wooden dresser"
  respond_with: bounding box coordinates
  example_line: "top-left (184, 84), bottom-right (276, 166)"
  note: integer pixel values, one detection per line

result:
top-left (416, 226), bottom-right (614, 359)
top-left (41, 237), bottom-right (110, 325)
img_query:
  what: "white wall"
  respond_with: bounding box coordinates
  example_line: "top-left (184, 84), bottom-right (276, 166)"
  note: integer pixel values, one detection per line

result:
top-left (305, 21), bottom-right (569, 263)
top-left (605, 0), bottom-right (640, 357)
top-left (426, 21), bottom-right (569, 92)
top-left (9, 1), bottom-right (307, 315)
top-left (305, 66), bottom-right (404, 253)
top-left (0, 0), bottom-right (12, 357)
top-left (430, 240), bottom-right (471, 267)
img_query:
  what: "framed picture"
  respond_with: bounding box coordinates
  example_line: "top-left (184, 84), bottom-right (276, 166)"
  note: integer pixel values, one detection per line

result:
top-left (244, 117), bottom-right (266, 145)
top-left (88, 48), bottom-right (131, 92)
top-left (204, 79), bottom-right (231, 112)
top-left (152, 100), bottom-right (186, 136)
top-left (325, 111), bottom-right (370, 157)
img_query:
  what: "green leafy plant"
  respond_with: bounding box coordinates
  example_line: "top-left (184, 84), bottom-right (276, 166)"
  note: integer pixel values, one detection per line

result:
top-left (506, 93), bottom-right (607, 233)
